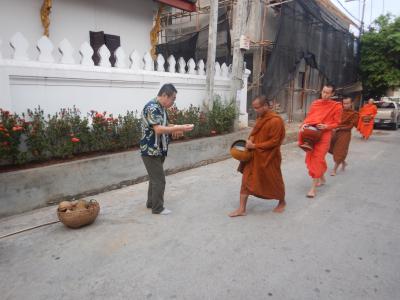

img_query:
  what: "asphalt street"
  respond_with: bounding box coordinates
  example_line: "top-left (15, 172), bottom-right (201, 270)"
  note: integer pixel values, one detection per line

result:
top-left (1, 129), bottom-right (399, 300)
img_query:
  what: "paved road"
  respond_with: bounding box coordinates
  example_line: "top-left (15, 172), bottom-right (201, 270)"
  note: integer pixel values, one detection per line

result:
top-left (1, 129), bottom-right (399, 300)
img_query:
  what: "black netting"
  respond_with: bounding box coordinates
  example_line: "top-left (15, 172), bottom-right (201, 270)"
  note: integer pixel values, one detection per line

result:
top-left (156, 10), bottom-right (231, 66)
top-left (156, 32), bottom-right (199, 64)
top-left (263, 0), bottom-right (359, 98)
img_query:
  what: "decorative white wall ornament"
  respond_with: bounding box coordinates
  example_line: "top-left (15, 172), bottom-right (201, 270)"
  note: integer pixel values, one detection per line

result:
top-left (129, 50), bottom-right (142, 70)
top-left (187, 58), bottom-right (196, 75)
top-left (115, 47), bottom-right (127, 68)
top-left (221, 63), bottom-right (229, 78)
top-left (167, 55), bottom-right (176, 73)
top-left (143, 52), bottom-right (154, 71)
top-left (197, 60), bottom-right (205, 75)
top-left (37, 36), bottom-right (55, 63)
top-left (10, 32), bottom-right (30, 61)
top-left (156, 54), bottom-right (165, 72)
top-left (58, 39), bottom-right (75, 64)
top-left (215, 62), bottom-right (221, 77)
top-left (178, 57), bottom-right (186, 74)
top-left (98, 45), bottom-right (111, 67)
top-left (79, 42), bottom-right (94, 66)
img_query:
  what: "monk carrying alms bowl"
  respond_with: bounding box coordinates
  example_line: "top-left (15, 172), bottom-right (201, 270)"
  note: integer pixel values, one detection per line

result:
top-left (299, 125), bottom-right (322, 152)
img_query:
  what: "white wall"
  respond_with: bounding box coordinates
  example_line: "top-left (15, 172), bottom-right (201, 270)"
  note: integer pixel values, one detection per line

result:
top-left (0, 0), bottom-right (155, 61)
top-left (0, 31), bottom-right (249, 127)
top-left (3, 64), bottom-right (233, 117)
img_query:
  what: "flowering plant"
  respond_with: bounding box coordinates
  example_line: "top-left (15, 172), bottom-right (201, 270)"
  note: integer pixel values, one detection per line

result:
top-left (1, 96), bottom-right (236, 167)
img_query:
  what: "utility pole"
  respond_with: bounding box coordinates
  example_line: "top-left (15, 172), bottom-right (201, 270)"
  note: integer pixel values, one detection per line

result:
top-left (231, 0), bottom-right (249, 130)
top-left (250, 0), bottom-right (263, 101)
top-left (205, 0), bottom-right (218, 111)
top-left (360, 0), bottom-right (366, 35)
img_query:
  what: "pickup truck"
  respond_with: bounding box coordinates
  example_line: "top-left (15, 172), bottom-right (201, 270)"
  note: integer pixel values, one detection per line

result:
top-left (374, 101), bottom-right (400, 130)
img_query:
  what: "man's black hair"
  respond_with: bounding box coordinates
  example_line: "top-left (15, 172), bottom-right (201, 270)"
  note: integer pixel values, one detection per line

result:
top-left (158, 83), bottom-right (177, 97)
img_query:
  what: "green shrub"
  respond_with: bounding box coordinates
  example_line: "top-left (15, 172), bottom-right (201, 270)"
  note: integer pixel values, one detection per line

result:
top-left (0, 96), bottom-right (237, 167)
top-left (208, 96), bottom-right (236, 134)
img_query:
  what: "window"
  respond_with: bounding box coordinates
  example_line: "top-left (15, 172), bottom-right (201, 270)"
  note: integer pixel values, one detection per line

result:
top-left (376, 102), bottom-right (395, 109)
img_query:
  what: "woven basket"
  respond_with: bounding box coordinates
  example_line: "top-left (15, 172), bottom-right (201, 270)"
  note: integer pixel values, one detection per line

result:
top-left (57, 200), bottom-right (100, 229)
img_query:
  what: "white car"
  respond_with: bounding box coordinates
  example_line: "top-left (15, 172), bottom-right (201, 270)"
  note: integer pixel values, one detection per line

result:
top-left (374, 101), bottom-right (400, 130)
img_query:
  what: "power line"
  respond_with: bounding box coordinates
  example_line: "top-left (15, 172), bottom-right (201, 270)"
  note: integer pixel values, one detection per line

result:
top-left (333, 0), bottom-right (361, 24)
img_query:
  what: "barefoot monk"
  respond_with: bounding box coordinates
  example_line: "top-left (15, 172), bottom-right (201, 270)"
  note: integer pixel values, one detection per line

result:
top-left (229, 96), bottom-right (286, 217)
top-left (357, 98), bottom-right (377, 140)
top-left (329, 97), bottom-right (359, 176)
top-left (299, 85), bottom-right (342, 198)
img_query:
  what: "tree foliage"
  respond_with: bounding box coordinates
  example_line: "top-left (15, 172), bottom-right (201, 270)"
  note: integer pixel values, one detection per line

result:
top-left (360, 14), bottom-right (400, 98)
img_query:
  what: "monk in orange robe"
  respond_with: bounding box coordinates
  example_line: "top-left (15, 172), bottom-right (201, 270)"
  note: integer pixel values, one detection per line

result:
top-left (229, 96), bottom-right (286, 217)
top-left (357, 98), bottom-right (377, 140)
top-left (329, 97), bottom-right (359, 176)
top-left (299, 85), bottom-right (342, 198)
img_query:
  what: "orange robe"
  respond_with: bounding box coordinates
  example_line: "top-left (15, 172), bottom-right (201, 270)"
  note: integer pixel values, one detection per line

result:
top-left (357, 103), bottom-right (377, 139)
top-left (241, 111), bottom-right (286, 201)
top-left (329, 109), bottom-right (359, 164)
top-left (298, 99), bottom-right (342, 178)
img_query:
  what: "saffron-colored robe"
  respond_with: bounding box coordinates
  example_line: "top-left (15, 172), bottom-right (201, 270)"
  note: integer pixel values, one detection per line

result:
top-left (329, 109), bottom-right (359, 164)
top-left (357, 103), bottom-right (377, 139)
top-left (241, 111), bottom-right (286, 201)
top-left (298, 99), bottom-right (342, 178)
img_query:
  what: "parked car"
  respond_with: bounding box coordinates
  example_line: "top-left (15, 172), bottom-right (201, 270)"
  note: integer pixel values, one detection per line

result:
top-left (374, 100), bottom-right (400, 130)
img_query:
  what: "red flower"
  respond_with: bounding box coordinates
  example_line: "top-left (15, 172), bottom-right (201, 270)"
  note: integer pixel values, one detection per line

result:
top-left (95, 113), bottom-right (104, 118)
top-left (71, 137), bottom-right (80, 143)
top-left (210, 130), bottom-right (217, 135)
top-left (12, 126), bottom-right (23, 131)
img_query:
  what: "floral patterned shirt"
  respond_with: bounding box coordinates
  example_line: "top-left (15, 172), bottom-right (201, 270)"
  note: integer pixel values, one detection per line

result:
top-left (140, 98), bottom-right (169, 156)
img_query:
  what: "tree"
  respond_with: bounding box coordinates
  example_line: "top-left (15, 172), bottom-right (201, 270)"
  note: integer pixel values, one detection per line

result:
top-left (360, 14), bottom-right (400, 99)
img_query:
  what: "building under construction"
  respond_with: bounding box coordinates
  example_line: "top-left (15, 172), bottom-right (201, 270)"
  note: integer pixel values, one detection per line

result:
top-left (155, 0), bottom-right (361, 122)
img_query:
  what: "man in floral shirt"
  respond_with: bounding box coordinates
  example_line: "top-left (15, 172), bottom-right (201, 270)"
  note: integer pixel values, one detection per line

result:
top-left (140, 84), bottom-right (194, 215)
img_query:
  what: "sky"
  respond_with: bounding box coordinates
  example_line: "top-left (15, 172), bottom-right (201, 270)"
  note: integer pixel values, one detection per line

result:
top-left (331, 0), bottom-right (400, 34)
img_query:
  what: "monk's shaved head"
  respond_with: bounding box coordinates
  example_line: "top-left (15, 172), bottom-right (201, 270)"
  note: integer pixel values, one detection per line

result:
top-left (368, 98), bottom-right (374, 104)
top-left (252, 95), bottom-right (270, 117)
top-left (253, 95), bottom-right (268, 106)
top-left (321, 85), bottom-right (335, 99)
top-left (343, 97), bottom-right (352, 109)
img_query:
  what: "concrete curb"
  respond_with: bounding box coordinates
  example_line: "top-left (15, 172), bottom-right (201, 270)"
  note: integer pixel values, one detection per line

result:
top-left (0, 127), bottom-right (299, 218)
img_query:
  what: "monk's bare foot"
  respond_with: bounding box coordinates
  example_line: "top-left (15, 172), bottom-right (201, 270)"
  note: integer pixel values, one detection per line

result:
top-left (341, 161), bottom-right (347, 171)
top-left (273, 201), bottom-right (286, 213)
top-left (229, 209), bottom-right (247, 217)
top-left (306, 190), bottom-right (316, 198)
top-left (330, 170), bottom-right (336, 176)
